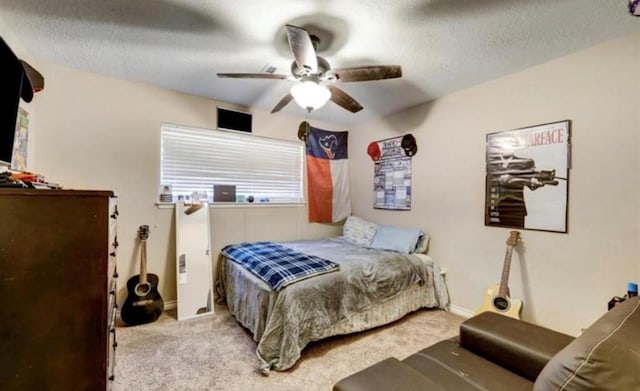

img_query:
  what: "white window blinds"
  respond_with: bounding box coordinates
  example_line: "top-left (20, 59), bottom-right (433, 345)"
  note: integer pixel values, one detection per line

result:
top-left (161, 123), bottom-right (304, 203)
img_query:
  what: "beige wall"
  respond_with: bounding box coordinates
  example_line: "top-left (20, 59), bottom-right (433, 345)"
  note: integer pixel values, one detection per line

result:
top-left (349, 32), bottom-right (640, 335)
top-left (17, 60), bottom-right (341, 307)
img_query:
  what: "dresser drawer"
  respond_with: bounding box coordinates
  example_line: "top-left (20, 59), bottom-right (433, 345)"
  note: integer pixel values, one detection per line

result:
top-left (107, 196), bottom-right (118, 391)
top-left (107, 325), bottom-right (117, 388)
top-left (107, 275), bottom-right (118, 329)
top-left (109, 202), bottom-right (118, 242)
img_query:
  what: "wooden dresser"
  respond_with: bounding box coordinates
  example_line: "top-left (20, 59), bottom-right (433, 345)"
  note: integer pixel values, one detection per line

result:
top-left (0, 189), bottom-right (119, 390)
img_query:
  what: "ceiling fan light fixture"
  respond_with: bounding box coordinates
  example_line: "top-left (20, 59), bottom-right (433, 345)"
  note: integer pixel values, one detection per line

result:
top-left (218, 25), bottom-right (400, 114)
top-left (290, 81), bottom-right (331, 112)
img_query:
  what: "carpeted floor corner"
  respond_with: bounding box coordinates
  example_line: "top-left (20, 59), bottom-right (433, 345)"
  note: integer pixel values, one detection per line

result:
top-left (113, 304), bottom-right (463, 391)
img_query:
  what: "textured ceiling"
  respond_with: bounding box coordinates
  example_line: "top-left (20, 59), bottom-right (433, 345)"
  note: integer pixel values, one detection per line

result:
top-left (0, 0), bottom-right (638, 125)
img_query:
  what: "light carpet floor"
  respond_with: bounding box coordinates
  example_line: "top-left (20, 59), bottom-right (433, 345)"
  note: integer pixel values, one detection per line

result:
top-left (113, 303), bottom-right (463, 391)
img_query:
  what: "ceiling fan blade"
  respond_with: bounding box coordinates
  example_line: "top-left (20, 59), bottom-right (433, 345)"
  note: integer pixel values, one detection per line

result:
top-left (271, 93), bottom-right (294, 114)
top-left (332, 65), bottom-right (402, 82)
top-left (286, 24), bottom-right (318, 74)
top-left (327, 85), bottom-right (363, 113)
top-left (217, 73), bottom-right (290, 80)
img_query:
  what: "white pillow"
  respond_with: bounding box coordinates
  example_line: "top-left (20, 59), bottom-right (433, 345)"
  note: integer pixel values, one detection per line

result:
top-left (371, 225), bottom-right (424, 254)
top-left (342, 216), bottom-right (378, 246)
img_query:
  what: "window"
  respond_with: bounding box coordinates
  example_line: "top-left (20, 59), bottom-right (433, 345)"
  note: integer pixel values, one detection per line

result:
top-left (161, 123), bottom-right (304, 203)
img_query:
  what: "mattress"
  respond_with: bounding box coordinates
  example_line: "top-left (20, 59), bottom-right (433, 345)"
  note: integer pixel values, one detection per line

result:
top-left (216, 237), bottom-right (449, 374)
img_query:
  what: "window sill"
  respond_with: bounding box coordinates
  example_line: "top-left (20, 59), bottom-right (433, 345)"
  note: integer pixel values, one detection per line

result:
top-left (156, 202), bottom-right (306, 209)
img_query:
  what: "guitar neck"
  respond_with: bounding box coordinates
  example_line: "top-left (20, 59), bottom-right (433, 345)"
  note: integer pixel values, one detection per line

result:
top-left (139, 239), bottom-right (148, 284)
top-left (498, 245), bottom-right (514, 297)
top-left (498, 230), bottom-right (520, 297)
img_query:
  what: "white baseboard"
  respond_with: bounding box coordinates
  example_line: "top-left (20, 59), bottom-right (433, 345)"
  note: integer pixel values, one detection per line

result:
top-left (448, 304), bottom-right (475, 319)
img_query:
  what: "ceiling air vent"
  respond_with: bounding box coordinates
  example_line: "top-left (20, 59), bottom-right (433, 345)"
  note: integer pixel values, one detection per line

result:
top-left (261, 64), bottom-right (277, 74)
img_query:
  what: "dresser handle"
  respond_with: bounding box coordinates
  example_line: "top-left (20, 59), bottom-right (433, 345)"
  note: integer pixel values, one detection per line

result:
top-left (110, 252), bottom-right (116, 257)
top-left (108, 375), bottom-right (115, 381)
top-left (113, 271), bottom-right (119, 279)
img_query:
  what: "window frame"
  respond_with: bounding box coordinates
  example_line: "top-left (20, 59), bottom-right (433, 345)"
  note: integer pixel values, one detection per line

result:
top-left (160, 122), bottom-right (305, 205)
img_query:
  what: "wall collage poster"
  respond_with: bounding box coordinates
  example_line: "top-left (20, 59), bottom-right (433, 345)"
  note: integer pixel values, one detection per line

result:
top-left (372, 136), bottom-right (412, 210)
top-left (485, 120), bottom-right (570, 233)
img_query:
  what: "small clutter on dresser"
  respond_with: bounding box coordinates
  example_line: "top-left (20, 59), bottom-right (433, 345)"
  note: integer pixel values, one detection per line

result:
top-left (0, 170), bottom-right (61, 189)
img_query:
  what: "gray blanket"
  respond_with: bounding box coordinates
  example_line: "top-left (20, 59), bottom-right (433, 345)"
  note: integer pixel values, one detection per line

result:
top-left (216, 237), bottom-right (449, 373)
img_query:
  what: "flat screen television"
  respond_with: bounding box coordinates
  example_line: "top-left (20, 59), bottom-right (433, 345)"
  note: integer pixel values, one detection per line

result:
top-left (217, 106), bottom-right (252, 133)
top-left (0, 37), bottom-right (27, 168)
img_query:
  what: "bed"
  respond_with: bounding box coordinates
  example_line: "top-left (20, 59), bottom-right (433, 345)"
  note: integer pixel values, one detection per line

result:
top-left (215, 218), bottom-right (449, 374)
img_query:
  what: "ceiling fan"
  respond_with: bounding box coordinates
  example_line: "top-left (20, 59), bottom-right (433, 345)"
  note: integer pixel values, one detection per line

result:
top-left (217, 24), bottom-right (402, 114)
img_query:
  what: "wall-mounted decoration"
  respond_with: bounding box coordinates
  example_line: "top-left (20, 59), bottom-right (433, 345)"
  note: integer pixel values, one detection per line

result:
top-left (298, 121), bottom-right (310, 143)
top-left (11, 107), bottom-right (29, 171)
top-left (370, 134), bottom-right (416, 210)
top-left (485, 120), bottom-right (571, 233)
top-left (306, 125), bottom-right (351, 223)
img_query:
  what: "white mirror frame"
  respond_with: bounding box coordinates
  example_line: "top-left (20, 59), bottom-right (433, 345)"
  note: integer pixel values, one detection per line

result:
top-left (175, 201), bottom-right (214, 320)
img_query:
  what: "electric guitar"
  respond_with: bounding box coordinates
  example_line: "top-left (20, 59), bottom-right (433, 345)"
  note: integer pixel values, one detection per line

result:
top-left (121, 225), bottom-right (164, 325)
top-left (476, 231), bottom-right (523, 319)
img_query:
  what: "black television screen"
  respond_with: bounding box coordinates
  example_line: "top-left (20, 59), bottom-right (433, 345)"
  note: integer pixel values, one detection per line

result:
top-left (217, 106), bottom-right (252, 133)
top-left (0, 38), bottom-right (26, 167)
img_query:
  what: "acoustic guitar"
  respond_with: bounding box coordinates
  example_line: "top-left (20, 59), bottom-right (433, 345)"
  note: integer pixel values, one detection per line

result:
top-left (121, 225), bottom-right (164, 325)
top-left (476, 231), bottom-right (523, 319)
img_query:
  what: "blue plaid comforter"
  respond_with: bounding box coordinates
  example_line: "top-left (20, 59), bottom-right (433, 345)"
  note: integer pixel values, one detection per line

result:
top-left (221, 241), bottom-right (339, 291)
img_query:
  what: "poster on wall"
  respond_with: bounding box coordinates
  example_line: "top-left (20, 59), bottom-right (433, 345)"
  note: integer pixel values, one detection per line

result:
top-left (485, 120), bottom-right (570, 233)
top-left (12, 108), bottom-right (29, 171)
top-left (372, 136), bottom-right (412, 210)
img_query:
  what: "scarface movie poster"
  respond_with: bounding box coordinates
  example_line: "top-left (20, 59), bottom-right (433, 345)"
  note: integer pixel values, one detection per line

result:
top-left (485, 120), bottom-right (570, 233)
